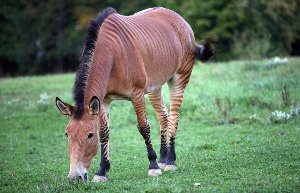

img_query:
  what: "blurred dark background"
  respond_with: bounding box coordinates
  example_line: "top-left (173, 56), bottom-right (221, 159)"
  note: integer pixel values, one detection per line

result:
top-left (0, 0), bottom-right (299, 76)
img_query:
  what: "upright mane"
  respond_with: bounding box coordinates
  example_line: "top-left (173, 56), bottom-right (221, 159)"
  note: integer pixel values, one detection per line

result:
top-left (73, 7), bottom-right (117, 119)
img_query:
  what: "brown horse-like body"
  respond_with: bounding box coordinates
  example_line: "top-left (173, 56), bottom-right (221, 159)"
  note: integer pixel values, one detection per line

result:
top-left (56, 7), bottom-right (214, 182)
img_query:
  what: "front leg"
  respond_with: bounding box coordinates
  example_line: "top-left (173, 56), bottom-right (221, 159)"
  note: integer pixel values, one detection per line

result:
top-left (132, 90), bottom-right (162, 177)
top-left (93, 101), bottom-right (111, 182)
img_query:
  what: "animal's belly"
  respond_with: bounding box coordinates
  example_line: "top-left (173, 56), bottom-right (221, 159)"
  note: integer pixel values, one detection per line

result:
top-left (144, 73), bottom-right (175, 94)
top-left (104, 94), bottom-right (131, 101)
top-left (144, 82), bottom-right (164, 94)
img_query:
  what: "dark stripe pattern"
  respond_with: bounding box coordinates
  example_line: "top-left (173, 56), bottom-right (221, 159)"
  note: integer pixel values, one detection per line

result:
top-left (96, 111), bottom-right (110, 177)
top-left (148, 89), bottom-right (168, 164)
top-left (138, 123), bottom-right (160, 170)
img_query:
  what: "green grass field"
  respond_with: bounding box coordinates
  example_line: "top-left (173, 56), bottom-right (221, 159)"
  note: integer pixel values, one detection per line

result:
top-left (1, 59), bottom-right (300, 192)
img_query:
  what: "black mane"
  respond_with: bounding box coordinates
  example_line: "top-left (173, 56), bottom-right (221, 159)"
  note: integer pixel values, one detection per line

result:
top-left (73, 7), bottom-right (117, 119)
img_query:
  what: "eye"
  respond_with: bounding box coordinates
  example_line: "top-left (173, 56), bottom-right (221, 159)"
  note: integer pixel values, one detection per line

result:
top-left (88, 133), bottom-right (94, 139)
top-left (65, 132), bottom-right (68, 137)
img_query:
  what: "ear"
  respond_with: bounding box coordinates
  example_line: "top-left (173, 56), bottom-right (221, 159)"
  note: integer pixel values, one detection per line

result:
top-left (89, 96), bottom-right (100, 115)
top-left (56, 97), bottom-right (73, 116)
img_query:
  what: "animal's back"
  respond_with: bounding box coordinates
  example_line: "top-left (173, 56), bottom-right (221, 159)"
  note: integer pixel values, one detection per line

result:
top-left (100, 7), bottom-right (196, 95)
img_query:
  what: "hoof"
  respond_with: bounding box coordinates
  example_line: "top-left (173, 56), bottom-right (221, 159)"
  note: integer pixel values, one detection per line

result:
top-left (148, 169), bottom-right (162, 177)
top-left (92, 175), bottom-right (108, 182)
top-left (164, 164), bottom-right (177, 171)
top-left (158, 162), bottom-right (166, 169)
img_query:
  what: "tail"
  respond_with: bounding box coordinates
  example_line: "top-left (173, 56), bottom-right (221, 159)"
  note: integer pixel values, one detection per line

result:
top-left (195, 39), bottom-right (215, 62)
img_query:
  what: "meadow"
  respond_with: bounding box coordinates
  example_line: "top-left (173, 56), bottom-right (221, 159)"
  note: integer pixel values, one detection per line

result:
top-left (0, 58), bottom-right (300, 192)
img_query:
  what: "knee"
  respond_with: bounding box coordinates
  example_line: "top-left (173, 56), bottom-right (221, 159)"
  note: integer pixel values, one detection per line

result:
top-left (137, 122), bottom-right (150, 138)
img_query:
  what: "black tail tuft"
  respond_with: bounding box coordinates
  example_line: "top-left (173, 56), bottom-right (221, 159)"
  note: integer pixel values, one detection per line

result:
top-left (195, 39), bottom-right (215, 62)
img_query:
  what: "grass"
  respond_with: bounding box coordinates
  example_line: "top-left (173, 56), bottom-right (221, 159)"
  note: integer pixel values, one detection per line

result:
top-left (1, 58), bottom-right (300, 192)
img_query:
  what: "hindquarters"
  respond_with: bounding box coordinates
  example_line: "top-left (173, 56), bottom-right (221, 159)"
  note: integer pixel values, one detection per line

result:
top-left (128, 8), bottom-right (198, 91)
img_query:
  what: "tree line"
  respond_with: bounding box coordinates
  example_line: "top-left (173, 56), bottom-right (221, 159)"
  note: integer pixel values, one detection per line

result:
top-left (1, 0), bottom-right (299, 76)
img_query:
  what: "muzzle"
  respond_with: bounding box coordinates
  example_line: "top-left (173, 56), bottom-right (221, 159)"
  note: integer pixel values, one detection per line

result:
top-left (68, 162), bottom-right (88, 182)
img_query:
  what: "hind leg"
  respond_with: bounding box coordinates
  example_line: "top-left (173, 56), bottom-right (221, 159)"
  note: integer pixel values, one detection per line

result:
top-left (148, 88), bottom-right (168, 169)
top-left (165, 71), bottom-right (192, 171)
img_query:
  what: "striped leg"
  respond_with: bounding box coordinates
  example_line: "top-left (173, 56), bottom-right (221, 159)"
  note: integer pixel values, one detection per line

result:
top-left (165, 72), bottom-right (192, 171)
top-left (148, 88), bottom-right (168, 169)
top-left (93, 101), bottom-right (110, 182)
top-left (132, 89), bottom-right (162, 177)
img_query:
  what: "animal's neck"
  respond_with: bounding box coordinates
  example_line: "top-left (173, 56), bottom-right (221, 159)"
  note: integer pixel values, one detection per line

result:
top-left (84, 45), bottom-right (113, 106)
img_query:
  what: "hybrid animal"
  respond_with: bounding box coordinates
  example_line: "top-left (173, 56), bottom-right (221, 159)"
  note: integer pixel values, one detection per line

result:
top-left (56, 7), bottom-right (214, 182)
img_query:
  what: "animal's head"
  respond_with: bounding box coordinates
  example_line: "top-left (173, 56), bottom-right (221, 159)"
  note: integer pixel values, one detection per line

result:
top-left (55, 96), bottom-right (100, 182)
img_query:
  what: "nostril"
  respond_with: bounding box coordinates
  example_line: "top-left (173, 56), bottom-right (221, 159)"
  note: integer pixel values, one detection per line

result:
top-left (84, 173), bottom-right (88, 181)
